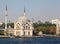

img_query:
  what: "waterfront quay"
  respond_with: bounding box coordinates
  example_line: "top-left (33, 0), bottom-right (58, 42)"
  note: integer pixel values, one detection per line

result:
top-left (0, 34), bottom-right (60, 38)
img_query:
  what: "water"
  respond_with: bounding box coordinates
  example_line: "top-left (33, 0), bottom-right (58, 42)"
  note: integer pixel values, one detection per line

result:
top-left (0, 37), bottom-right (60, 44)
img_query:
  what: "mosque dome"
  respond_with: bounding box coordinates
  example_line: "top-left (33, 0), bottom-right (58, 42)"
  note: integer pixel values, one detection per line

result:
top-left (18, 15), bottom-right (28, 22)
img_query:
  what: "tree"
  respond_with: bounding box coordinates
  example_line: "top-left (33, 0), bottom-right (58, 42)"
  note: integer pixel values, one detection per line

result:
top-left (7, 23), bottom-right (14, 28)
top-left (33, 22), bottom-right (56, 35)
top-left (50, 26), bottom-right (56, 34)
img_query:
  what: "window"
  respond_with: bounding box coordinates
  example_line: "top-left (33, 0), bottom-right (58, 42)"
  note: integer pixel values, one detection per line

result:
top-left (24, 31), bottom-right (25, 36)
top-left (16, 31), bottom-right (20, 36)
top-left (17, 23), bottom-right (20, 30)
top-left (28, 32), bottom-right (30, 35)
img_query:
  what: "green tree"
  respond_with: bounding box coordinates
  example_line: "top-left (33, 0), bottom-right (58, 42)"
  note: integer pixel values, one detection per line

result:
top-left (33, 22), bottom-right (56, 35)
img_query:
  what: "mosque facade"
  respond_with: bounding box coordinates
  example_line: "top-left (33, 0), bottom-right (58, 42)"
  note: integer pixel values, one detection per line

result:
top-left (5, 7), bottom-right (34, 36)
top-left (14, 15), bottom-right (34, 36)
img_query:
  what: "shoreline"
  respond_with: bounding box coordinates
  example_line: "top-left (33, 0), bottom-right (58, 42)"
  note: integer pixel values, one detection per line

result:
top-left (0, 35), bottom-right (60, 38)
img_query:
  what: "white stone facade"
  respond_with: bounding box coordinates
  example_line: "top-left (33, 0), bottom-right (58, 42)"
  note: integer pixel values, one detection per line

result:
top-left (13, 15), bottom-right (34, 36)
top-left (52, 19), bottom-right (60, 35)
top-left (8, 15), bottom-right (34, 37)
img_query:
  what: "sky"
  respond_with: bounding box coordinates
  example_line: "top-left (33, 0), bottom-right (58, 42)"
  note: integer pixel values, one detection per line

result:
top-left (0, 0), bottom-right (60, 22)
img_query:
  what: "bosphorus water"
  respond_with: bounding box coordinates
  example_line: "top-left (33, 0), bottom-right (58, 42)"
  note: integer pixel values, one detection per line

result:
top-left (0, 37), bottom-right (60, 44)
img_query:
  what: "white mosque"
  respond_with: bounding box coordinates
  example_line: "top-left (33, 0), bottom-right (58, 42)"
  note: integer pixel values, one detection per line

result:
top-left (4, 6), bottom-right (34, 37)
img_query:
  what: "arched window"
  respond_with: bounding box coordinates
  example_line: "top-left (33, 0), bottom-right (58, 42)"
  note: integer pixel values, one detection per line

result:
top-left (24, 31), bottom-right (25, 36)
top-left (28, 32), bottom-right (30, 35)
top-left (17, 23), bottom-right (20, 30)
top-left (16, 31), bottom-right (20, 36)
top-left (25, 23), bottom-right (30, 30)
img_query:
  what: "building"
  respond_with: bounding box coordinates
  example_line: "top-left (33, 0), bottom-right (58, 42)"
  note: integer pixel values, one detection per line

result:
top-left (52, 19), bottom-right (60, 35)
top-left (7, 8), bottom-right (34, 37)
top-left (0, 21), bottom-right (3, 25)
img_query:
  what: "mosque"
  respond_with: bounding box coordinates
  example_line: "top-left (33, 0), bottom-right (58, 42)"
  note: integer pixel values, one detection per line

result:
top-left (4, 6), bottom-right (34, 37)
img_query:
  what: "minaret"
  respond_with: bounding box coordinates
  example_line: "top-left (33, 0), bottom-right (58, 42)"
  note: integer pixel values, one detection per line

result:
top-left (24, 7), bottom-right (26, 16)
top-left (5, 5), bottom-right (8, 32)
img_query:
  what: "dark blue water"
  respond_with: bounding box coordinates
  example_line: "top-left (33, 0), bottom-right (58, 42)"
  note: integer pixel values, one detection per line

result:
top-left (0, 37), bottom-right (60, 44)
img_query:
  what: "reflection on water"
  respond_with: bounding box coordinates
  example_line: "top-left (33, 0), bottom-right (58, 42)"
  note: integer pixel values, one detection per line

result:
top-left (0, 37), bottom-right (60, 44)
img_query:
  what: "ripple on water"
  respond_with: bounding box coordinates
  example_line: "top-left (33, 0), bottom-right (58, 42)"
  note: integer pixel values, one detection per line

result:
top-left (0, 37), bottom-right (60, 44)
